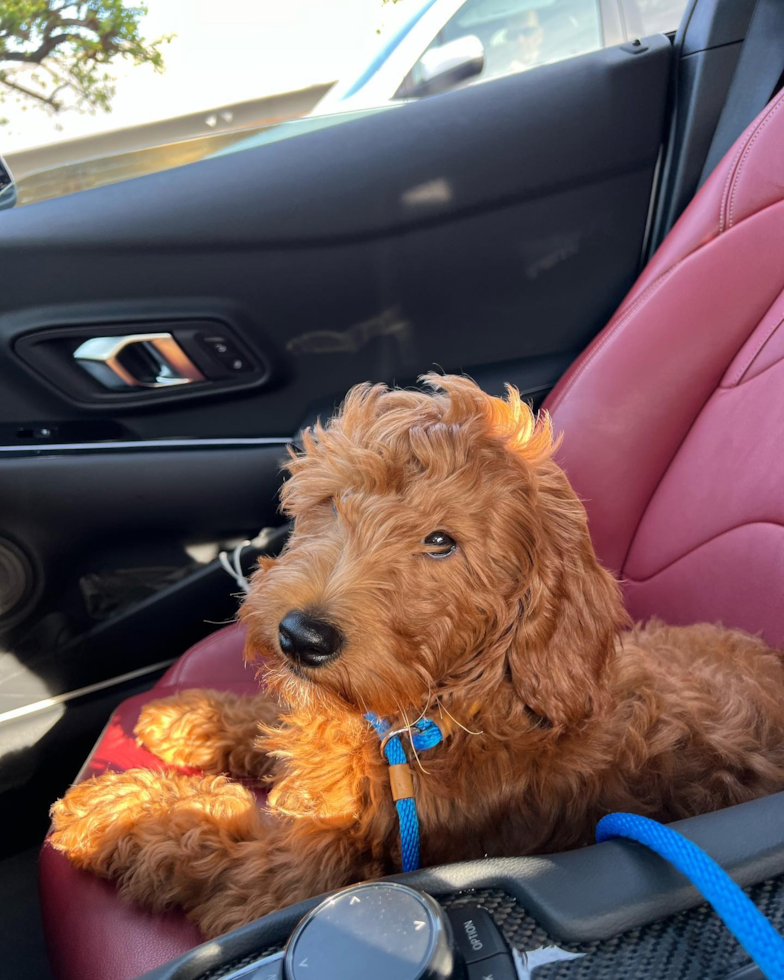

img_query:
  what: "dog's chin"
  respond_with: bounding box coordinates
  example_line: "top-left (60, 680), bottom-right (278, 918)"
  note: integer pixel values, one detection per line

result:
top-left (282, 660), bottom-right (312, 682)
top-left (263, 656), bottom-right (350, 711)
top-left (268, 642), bottom-right (429, 718)
top-left (283, 662), bottom-right (336, 692)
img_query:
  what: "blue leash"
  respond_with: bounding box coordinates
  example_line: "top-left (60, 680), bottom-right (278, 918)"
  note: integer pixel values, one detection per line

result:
top-left (366, 715), bottom-right (784, 978)
top-left (597, 813), bottom-right (784, 979)
top-left (365, 712), bottom-right (444, 872)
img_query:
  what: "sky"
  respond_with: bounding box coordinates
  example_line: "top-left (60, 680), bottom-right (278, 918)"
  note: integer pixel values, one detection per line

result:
top-left (1, 0), bottom-right (417, 154)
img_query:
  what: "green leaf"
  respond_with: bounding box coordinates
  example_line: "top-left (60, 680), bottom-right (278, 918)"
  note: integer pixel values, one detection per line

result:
top-left (0, 0), bottom-right (168, 120)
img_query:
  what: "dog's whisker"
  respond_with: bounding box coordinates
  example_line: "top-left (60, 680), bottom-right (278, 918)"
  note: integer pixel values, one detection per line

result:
top-left (438, 699), bottom-right (484, 736)
top-left (409, 737), bottom-right (428, 775)
top-left (396, 699), bottom-right (429, 775)
top-left (415, 681), bottom-right (435, 728)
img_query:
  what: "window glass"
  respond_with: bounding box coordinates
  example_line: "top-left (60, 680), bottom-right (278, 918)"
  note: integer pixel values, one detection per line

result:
top-left (625, 0), bottom-right (687, 35)
top-left (1, 0), bottom-right (417, 209)
top-left (1, 0), bottom-right (684, 210)
top-left (407, 0), bottom-right (602, 92)
top-left (337, 0), bottom-right (442, 103)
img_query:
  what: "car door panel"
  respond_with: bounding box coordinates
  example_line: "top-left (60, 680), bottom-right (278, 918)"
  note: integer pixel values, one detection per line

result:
top-left (0, 443), bottom-right (285, 676)
top-left (0, 441), bottom-right (286, 847)
top-left (0, 40), bottom-right (669, 246)
top-left (1, 36), bottom-right (670, 440)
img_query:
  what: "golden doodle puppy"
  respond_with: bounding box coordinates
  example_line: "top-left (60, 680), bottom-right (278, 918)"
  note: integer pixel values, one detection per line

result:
top-left (50, 375), bottom-right (784, 938)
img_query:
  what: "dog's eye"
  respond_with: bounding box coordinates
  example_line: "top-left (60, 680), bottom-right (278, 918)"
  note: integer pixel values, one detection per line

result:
top-left (423, 531), bottom-right (456, 558)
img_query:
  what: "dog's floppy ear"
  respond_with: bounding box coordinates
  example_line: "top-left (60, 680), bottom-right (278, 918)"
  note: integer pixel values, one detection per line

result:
top-left (502, 454), bottom-right (629, 729)
top-left (421, 374), bottom-right (627, 729)
top-left (427, 378), bottom-right (630, 731)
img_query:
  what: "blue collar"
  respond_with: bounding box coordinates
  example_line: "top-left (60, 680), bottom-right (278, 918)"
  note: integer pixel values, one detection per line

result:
top-left (365, 712), bottom-right (445, 872)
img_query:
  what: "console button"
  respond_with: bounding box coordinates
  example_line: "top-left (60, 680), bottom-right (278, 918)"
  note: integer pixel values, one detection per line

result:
top-left (196, 334), bottom-right (255, 375)
top-left (245, 953), bottom-right (284, 979)
top-left (221, 353), bottom-right (252, 373)
top-left (200, 335), bottom-right (236, 357)
top-left (446, 906), bottom-right (508, 964)
top-left (466, 952), bottom-right (518, 980)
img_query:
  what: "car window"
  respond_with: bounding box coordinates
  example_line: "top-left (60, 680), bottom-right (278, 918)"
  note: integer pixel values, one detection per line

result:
top-left (0, 0), bottom-right (425, 209)
top-left (622, 0), bottom-right (688, 35)
top-left (404, 0), bottom-right (603, 94)
top-left (332, 0), bottom-right (442, 104)
top-left (1, 0), bottom-right (688, 210)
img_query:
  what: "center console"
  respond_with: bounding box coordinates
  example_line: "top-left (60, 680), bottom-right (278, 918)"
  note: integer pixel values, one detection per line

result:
top-left (218, 881), bottom-right (531, 980)
top-left (136, 793), bottom-right (784, 980)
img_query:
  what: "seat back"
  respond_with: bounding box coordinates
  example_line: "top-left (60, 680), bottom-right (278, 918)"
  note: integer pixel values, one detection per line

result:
top-left (545, 87), bottom-right (784, 647)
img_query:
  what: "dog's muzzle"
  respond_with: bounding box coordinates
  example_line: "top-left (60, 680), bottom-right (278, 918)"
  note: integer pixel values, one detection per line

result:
top-left (278, 610), bottom-right (343, 668)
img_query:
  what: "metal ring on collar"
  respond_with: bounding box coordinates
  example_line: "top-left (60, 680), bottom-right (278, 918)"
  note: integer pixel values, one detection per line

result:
top-left (378, 726), bottom-right (413, 759)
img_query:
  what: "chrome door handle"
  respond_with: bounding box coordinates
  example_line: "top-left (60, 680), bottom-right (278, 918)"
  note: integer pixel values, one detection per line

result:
top-left (73, 333), bottom-right (205, 390)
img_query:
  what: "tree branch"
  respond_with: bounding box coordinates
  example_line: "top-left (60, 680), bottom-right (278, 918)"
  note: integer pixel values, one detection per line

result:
top-left (0, 33), bottom-right (83, 65)
top-left (0, 73), bottom-right (62, 109)
top-left (0, 34), bottom-right (86, 65)
top-left (0, 2), bottom-right (165, 122)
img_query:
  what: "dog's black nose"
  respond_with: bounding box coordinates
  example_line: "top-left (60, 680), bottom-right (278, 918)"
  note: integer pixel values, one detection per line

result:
top-left (278, 611), bottom-right (343, 667)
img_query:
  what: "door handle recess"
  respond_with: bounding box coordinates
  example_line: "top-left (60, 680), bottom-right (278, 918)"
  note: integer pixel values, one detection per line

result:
top-left (73, 333), bottom-right (206, 390)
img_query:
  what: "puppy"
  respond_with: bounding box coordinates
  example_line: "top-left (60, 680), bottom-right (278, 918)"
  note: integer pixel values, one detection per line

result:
top-left (50, 374), bottom-right (784, 938)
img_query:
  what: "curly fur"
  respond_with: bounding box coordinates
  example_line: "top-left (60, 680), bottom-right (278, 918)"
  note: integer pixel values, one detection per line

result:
top-left (50, 374), bottom-right (784, 938)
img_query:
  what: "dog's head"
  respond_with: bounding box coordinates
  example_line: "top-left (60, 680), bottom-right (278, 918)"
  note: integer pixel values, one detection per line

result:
top-left (241, 374), bottom-right (626, 730)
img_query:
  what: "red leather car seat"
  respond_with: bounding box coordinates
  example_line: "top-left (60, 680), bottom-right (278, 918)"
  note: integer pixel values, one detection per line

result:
top-left (40, 85), bottom-right (784, 980)
top-left (546, 84), bottom-right (784, 645)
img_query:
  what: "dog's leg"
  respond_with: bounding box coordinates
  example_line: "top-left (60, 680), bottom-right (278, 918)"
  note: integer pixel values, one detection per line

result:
top-left (189, 819), bottom-right (385, 938)
top-left (134, 689), bottom-right (279, 778)
top-left (50, 768), bottom-right (383, 937)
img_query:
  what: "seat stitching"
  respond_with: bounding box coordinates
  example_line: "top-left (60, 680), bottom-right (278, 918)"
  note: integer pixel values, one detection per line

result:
top-left (728, 96), bottom-right (784, 229)
top-left (548, 260), bottom-right (684, 413)
top-left (618, 252), bottom-right (784, 573)
top-left (624, 521), bottom-right (784, 584)
top-left (719, 139), bottom-right (749, 235)
top-left (725, 312), bottom-right (784, 387)
top-left (727, 343), bottom-right (784, 388)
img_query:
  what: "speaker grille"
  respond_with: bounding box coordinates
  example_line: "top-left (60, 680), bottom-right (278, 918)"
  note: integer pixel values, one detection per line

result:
top-left (0, 538), bottom-right (33, 620)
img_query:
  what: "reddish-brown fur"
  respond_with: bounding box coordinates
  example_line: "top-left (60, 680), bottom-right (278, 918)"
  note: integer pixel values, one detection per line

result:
top-left (50, 375), bottom-right (784, 938)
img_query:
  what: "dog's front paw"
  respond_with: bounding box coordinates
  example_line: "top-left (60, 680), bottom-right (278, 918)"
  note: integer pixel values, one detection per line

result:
top-left (50, 769), bottom-right (170, 872)
top-left (50, 769), bottom-right (263, 913)
top-left (134, 689), bottom-right (237, 772)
